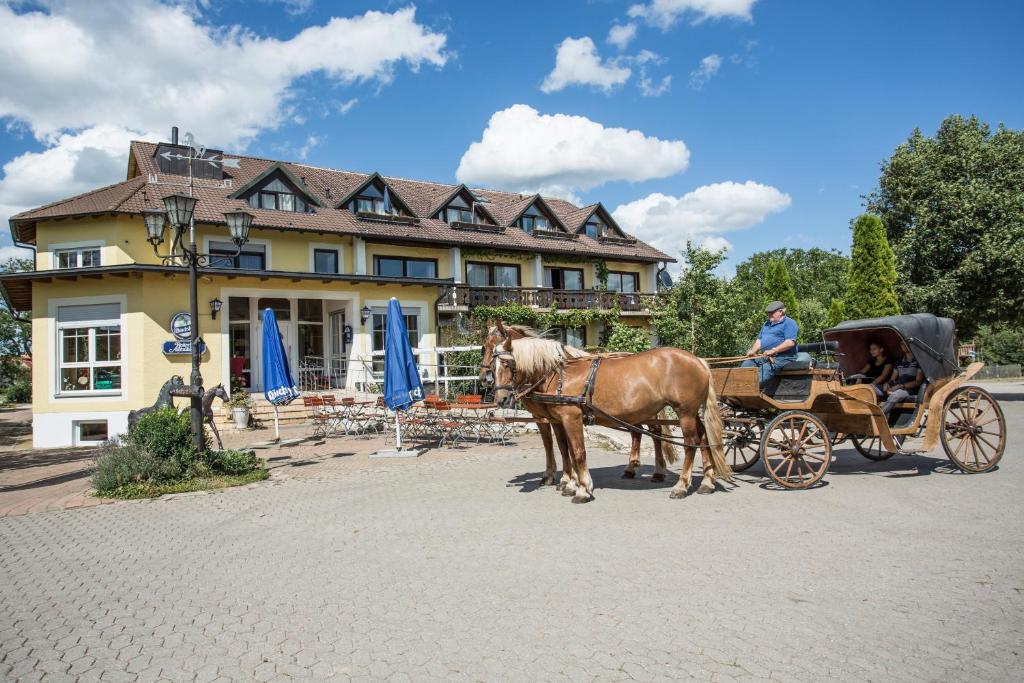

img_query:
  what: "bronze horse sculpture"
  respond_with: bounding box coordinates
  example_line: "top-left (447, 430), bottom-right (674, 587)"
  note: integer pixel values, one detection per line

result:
top-left (486, 321), bottom-right (731, 503)
top-left (128, 376), bottom-right (229, 450)
top-left (480, 325), bottom-right (677, 489)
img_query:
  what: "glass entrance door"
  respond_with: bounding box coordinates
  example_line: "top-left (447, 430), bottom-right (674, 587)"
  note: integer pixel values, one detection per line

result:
top-left (329, 310), bottom-right (347, 388)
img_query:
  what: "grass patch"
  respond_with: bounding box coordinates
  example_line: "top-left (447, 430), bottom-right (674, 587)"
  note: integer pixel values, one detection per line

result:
top-left (97, 469), bottom-right (269, 500)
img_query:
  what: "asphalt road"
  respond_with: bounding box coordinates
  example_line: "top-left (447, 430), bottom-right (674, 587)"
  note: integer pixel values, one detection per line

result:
top-left (1, 382), bottom-right (1022, 682)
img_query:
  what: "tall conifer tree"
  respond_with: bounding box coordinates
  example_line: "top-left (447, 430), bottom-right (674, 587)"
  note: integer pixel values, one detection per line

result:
top-left (764, 259), bottom-right (800, 332)
top-left (845, 214), bottom-right (901, 319)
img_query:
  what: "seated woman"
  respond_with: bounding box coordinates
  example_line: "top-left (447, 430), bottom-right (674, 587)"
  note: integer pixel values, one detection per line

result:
top-left (851, 339), bottom-right (892, 399)
top-left (881, 342), bottom-right (925, 416)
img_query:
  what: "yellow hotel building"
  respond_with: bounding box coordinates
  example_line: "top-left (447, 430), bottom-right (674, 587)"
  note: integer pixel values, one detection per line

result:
top-left (0, 135), bottom-right (672, 448)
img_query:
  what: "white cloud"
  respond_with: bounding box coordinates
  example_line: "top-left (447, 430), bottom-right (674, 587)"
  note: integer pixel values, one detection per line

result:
top-left (0, 245), bottom-right (34, 261)
top-left (628, 0), bottom-right (758, 29)
top-left (456, 105), bottom-right (689, 200)
top-left (607, 23), bottom-right (638, 50)
top-left (639, 73), bottom-right (672, 96)
top-left (540, 37), bottom-right (631, 94)
top-left (0, 125), bottom-right (162, 240)
top-left (689, 54), bottom-right (722, 89)
top-left (0, 1), bottom-right (449, 147)
top-left (612, 181), bottom-right (791, 259)
top-left (338, 98), bottom-right (359, 115)
top-left (701, 235), bottom-right (732, 253)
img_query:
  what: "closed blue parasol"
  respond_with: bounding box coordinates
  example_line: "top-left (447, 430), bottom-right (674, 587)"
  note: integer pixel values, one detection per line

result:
top-left (383, 298), bottom-right (423, 411)
top-left (261, 307), bottom-right (299, 440)
top-left (382, 298), bottom-right (423, 451)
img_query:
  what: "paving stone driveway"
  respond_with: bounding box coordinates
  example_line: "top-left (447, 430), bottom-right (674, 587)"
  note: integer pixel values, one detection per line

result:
top-left (2, 383), bottom-right (1023, 682)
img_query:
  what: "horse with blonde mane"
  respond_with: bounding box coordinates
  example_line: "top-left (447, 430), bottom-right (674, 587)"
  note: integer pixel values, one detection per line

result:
top-left (480, 324), bottom-right (677, 490)
top-left (486, 321), bottom-right (730, 503)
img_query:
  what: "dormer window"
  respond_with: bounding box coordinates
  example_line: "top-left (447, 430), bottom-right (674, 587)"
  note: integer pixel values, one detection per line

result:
top-left (516, 200), bottom-right (558, 235)
top-left (353, 183), bottom-right (387, 214)
top-left (245, 177), bottom-right (308, 213)
top-left (443, 194), bottom-right (474, 224)
top-left (585, 220), bottom-right (605, 239)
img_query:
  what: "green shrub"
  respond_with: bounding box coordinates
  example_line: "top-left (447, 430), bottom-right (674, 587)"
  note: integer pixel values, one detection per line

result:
top-left (603, 322), bottom-right (651, 353)
top-left (209, 449), bottom-right (262, 475)
top-left (2, 377), bottom-right (31, 403)
top-left (92, 443), bottom-right (183, 493)
top-left (126, 407), bottom-right (208, 467)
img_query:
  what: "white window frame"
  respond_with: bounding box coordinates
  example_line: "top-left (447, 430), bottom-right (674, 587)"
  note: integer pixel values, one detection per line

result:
top-left (74, 420), bottom-right (109, 446)
top-left (49, 240), bottom-right (104, 270)
top-left (308, 243), bottom-right (344, 274)
top-left (49, 295), bottom-right (127, 400)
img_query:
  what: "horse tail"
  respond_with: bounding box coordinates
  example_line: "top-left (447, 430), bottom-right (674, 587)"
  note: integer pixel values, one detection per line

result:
top-left (701, 374), bottom-right (732, 481)
top-left (656, 408), bottom-right (678, 464)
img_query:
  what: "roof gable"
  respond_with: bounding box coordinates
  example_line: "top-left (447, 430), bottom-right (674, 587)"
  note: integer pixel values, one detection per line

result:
top-left (228, 162), bottom-right (324, 207)
top-left (507, 195), bottom-right (567, 232)
top-left (334, 172), bottom-right (415, 215)
top-left (430, 185), bottom-right (498, 224)
top-left (574, 203), bottom-right (629, 238)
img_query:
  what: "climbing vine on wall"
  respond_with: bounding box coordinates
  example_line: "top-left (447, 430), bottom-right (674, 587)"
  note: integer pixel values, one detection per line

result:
top-left (469, 303), bottom-right (618, 332)
top-left (460, 248), bottom-right (533, 262)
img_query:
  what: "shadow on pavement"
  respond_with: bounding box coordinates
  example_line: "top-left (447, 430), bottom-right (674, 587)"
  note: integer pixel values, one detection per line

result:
top-left (0, 467), bottom-right (94, 493)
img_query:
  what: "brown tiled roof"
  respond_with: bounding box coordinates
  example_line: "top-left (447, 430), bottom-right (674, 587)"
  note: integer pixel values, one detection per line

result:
top-left (9, 141), bottom-right (673, 263)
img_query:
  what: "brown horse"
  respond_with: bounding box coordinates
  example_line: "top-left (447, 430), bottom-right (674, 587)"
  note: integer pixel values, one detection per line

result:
top-left (487, 321), bottom-right (730, 503)
top-left (480, 324), bottom-right (676, 489)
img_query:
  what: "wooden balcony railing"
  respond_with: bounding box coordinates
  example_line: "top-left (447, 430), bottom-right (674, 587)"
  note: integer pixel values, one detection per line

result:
top-left (440, 286), bottom-right (660, 313)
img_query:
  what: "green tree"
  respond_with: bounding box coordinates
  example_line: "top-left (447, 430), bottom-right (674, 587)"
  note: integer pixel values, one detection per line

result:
top-left (867, 115), bottom-right (1024, 335)
top-left (826, 298), bottom-right (846, 328)
top-left (603, 321), bottom-right (651, 353)
top-left (0, 258), bottom-right (32, 400)
top-left (731, 248), bottom-right (848, 342)
top-left (763, 259), bottom-right (800, 330)
top-left (651, 242), bottom-right (747, 356)
top-left (844, 214), bottom-right (900, 320)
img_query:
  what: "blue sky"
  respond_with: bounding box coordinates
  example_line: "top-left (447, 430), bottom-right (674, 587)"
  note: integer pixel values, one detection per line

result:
top-left (1, 0), bottom-right (1021, 271)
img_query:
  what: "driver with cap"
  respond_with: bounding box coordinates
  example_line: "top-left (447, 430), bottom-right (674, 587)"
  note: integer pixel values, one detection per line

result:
top-left (742, 301), bottom-right (800, 386)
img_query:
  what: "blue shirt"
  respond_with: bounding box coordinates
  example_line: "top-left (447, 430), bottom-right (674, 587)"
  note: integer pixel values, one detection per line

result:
top-left (758, 316), bottom-right (799, 358)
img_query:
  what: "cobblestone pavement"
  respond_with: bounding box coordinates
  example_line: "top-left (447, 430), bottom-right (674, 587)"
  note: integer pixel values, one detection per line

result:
top-left (1, 383), bottom-right (1023, 681)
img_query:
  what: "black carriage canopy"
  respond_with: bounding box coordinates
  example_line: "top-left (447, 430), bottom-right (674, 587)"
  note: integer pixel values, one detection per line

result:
top-left (822, 313), bottom-right (959, 383)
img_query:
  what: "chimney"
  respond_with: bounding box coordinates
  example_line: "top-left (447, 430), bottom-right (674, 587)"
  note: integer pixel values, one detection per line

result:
top-left (171, 126), bottom-right (179, 145)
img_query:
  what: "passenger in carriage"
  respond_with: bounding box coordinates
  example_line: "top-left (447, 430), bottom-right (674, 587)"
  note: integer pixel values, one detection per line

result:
top-left (881, 341), bottom-right (925, 416)
top-left (742, 300), bottom-right (800, 386)
top-left (852, 338), bottom-right (893, 398)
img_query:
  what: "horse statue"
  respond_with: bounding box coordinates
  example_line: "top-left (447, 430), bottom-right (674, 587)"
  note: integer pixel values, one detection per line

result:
top-left (201, 383), bottom-right (230, 450)
top-left (128, 375), bottom-right (185, 427)
top-left (486, 320), bottom-right (731, 503)
top-left (480, 324), bottom-right (677, 490)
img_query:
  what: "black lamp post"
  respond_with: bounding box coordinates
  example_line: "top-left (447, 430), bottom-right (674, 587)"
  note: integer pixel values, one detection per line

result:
top-left (143, 198), bottom-right (253, 454)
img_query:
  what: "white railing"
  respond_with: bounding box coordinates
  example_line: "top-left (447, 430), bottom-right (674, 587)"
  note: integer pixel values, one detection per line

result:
top-left (352, 345), bottom-right (485, 399)
top-left (297, 355), bottom-right (348, 392)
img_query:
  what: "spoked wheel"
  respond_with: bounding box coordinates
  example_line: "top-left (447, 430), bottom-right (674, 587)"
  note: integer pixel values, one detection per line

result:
top-left (761, 411), bottom-right (832, 489)
top-left (851, 434), bottom-right (906, 461)
top-left (723, 417), bottom-right (762, 472)
top-left (941, 386), bottom-right (1005, 473)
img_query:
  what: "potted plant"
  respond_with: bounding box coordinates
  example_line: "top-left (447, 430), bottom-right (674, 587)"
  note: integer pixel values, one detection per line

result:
top-left (228, 390), bottom-right (252, 429)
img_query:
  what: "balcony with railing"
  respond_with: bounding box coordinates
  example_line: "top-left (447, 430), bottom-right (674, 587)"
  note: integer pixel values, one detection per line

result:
top-left (439, 285), bottom-right (660, 314)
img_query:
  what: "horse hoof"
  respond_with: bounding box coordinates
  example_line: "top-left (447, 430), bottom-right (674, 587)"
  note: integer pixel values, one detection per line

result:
top-left (572, 492), bottom-right (593, 504)
top-left (555, 482), bottom-right (565, 491)
top-left (561, 486), bottom-right (576, 497)
top-left (669, 488), bottom-right (688, 499)
top-left (541, 476), bottom-right (555, 486)
top-left (697, 482), bottom-right (715, 495)
top-left (621, 470), bottom-right (636, 479)
top-left (651, 473), bottom-right (665, 483)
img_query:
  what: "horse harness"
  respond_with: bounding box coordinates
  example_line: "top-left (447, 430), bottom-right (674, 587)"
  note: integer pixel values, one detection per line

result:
top-left (490, 345), bottom-right (722, 450)
top-left (490, 346), bottom-right (603, 424)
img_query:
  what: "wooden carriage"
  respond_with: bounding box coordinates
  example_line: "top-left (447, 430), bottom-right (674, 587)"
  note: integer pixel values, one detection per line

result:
top-left (713, 313), bottom-right (1006, 489)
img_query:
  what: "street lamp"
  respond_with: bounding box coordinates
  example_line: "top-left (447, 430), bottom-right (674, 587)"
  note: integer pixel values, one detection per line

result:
top-left (142, 136), bottom-right (253, 454)
top-left (360, 305), bottom-right (372, 326)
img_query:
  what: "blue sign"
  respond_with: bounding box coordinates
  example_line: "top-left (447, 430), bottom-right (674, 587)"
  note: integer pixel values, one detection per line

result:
top-left (170, 312), bottom-right (192, 341)
top-left (162, 340), bottom-right (206, 355)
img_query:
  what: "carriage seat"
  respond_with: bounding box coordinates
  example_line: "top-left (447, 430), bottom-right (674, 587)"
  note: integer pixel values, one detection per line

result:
top-left (761, 352), bottom-right (814, 401)
top-left (779, 351), bottom-right (813, 372)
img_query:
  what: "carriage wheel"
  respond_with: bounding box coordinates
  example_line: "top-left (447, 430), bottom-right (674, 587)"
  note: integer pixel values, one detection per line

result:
top-left (941, 386), bottom-right (1005, 473)
top-left (760, 411), bottom-right (832, 489)
top-left (851, 434), bottom-right (905, 461)
top-left (723, 418), bottom-right (762, 472)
